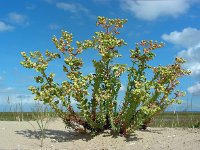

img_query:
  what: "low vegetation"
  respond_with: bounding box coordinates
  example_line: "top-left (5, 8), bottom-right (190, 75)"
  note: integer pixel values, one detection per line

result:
top-left (20, 16), bottom-right (190, 135)
top-left (1, 111), bottom-right (200, 129)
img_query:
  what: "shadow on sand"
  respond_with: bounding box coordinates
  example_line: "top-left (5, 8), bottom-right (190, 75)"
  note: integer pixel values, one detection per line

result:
top-left (15, 128), bottom-right (148, 142)
top-left (15, 129), bottom-right (94, 142)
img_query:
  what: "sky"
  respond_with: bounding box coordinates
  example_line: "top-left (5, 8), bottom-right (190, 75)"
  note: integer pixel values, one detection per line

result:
top-left (0, 0), bottom-right (200, 112)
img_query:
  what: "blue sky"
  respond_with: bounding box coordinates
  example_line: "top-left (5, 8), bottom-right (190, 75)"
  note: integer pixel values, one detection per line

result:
top-left (0, 0), bottom-right (200, 111)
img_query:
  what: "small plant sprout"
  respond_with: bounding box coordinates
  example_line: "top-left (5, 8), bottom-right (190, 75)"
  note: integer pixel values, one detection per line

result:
top-left (28, 102), bottom-right (55, 147)
top-left (21, 16), bottom-right (191, 136)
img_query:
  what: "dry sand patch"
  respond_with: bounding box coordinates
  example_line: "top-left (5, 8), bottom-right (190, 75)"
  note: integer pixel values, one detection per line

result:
top-left (0, 119), bottom-right (200, 150)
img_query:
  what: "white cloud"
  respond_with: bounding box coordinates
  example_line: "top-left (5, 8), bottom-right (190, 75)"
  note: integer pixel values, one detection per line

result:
top-left (163, 28), bottom-right (200, 77)
top-left (0, 87), bottom-right (14, 93)
top-left (26, 4), bottom-right (36, 10)
top-left (188, 82), bottom-right (200, 95)
top-left (120, 0), bottom-right (190, 21)
top-left (162, 27), bottom-right (200, 94)
top-left (56, 2), bottom-right (76, 12)
top-left (162, 28), bottom-right (200, 49)
top-left (44, 0), bottom-right (54, 4)
top-left (49, 23), bottom-right (60, 30)
top-left (8, 12), bottom-right (28, 25)
top-left (92, 0), bottom-right (111, 4)
top-left (0, 93), bottom-right (37, 104)
top-left (0, 76), bottom-right (3, 81)
top-left (178, 44), bottom-right (200, 76)
top-left (56, 2), bottom-right (89, 14)
top-left (14, 94), bottom-right (36, 104)
top-left (0, 21), bottom-right (14, 32)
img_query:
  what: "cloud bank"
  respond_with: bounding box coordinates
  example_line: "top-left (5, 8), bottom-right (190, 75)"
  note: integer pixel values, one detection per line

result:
top-left (8, 12), bottom-right (28, 25)
top-left (0, 87), bottom-right (14, 93)
top-left (121, 0), bottom-right (192, 21)
top-left (0, 21), bottom-right (14, 32)
top-left (162, 28), bottom-right (200, 49)
top-left (56, 2), bottom-right (89, 14)
top-left (187, 82), bottom-right (200, 95)
top-left (162, 27), bottom-right (200, 95)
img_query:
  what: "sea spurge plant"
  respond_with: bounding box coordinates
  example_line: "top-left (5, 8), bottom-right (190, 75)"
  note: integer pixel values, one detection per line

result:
top-left (20, 16), bottom-right (190, 135)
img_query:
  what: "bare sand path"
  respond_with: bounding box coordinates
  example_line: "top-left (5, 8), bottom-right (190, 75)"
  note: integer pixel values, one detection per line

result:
top-left (0, 119), bottom-right (200, 150)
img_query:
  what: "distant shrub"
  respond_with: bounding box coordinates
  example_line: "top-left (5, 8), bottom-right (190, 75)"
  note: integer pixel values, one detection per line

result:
top-left (20, 16), bottom-right (190, 135)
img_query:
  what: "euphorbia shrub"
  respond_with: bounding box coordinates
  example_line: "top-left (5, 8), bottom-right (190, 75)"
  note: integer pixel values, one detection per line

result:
top-left (20, 16), bottom-right (190, 135)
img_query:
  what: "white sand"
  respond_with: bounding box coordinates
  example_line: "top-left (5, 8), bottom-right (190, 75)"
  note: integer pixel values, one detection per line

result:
top-left (0, 119), bottom-right (200, 150)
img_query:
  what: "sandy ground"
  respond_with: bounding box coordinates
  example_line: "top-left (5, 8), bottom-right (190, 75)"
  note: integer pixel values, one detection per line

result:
top-left (0, 119), bottom-right (200, 150)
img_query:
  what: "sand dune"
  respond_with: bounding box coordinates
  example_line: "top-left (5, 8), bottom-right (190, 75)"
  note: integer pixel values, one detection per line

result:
top-left (0, 119), bottom-right (200, 150)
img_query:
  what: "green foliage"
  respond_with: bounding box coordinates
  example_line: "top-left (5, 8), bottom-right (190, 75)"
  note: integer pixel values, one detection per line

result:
top-left (20, 16), bottom-right (191, 135)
